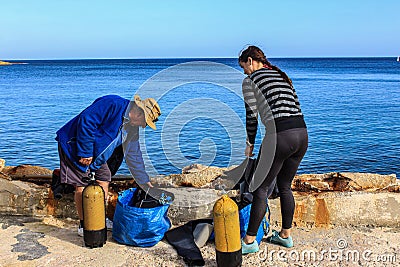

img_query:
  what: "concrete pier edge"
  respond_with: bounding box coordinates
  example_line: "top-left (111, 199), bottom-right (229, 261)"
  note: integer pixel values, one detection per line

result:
top-left (1, 177), bottom-right (400, 228)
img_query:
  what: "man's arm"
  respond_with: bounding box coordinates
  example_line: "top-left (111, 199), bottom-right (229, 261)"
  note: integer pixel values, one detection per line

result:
top-left (124, 140), bottom-right (151, 186)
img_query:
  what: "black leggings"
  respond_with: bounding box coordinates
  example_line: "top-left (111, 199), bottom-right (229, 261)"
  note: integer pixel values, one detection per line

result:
top-left (246, 128), bottom-right (308, 236)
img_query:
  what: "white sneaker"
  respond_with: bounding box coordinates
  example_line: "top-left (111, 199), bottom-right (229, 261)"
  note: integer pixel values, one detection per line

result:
top-left (106, 218), bottom-right (113, 230)
top-left (77, 224), bottom-right (84, 237)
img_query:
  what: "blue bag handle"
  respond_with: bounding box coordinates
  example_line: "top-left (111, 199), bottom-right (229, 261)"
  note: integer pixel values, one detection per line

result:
top-left (263, 205), bottom-right (271, 236)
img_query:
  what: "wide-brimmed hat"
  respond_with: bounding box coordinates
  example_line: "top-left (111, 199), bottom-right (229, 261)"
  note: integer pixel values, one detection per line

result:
top-left (134, 95), bottom-right (161, 130)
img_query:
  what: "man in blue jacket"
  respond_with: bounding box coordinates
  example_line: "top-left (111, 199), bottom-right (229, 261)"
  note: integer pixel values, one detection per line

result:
top-left (56, 94), bottom-right (161, 236)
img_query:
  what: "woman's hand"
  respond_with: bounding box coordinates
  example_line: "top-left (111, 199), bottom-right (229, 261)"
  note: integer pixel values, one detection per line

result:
top-left (79, 157), bottom-right (93, 166)
top-left (245, 145), bottom-right (255, 157)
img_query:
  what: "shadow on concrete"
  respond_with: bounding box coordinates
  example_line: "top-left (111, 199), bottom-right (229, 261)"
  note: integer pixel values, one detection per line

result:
top-left (25, 220), bottom-right (121, 248)
top-left (0, 214), bottom-right (42, 229)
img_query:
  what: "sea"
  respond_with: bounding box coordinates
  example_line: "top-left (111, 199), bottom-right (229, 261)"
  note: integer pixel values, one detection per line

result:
top-left (0, 58), bottom-right (399, 177)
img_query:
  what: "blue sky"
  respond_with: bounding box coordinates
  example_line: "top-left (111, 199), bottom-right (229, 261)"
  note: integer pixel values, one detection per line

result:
top-left (1, 0), bottom-right (399, 59)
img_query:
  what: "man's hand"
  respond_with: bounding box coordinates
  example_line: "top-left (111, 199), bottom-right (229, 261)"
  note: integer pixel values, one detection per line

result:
top-left (245, 145), bottom-right (255, 157)
top-left (146, 182), bottom-right (153, 188)
top-left (79, 157), bottom-right (93, 166)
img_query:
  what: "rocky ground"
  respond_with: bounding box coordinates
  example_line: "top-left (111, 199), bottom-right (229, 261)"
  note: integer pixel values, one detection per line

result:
top-left (0, 215), bottom-right (399, 267)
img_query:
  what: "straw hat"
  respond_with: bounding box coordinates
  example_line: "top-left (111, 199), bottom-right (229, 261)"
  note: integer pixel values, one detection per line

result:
top-left (134, 95), bottom-right (161, 130)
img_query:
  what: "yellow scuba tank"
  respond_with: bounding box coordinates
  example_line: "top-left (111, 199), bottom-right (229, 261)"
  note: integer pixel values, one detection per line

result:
top-left (213, 194), bottom-right (242, 267)
top-left (82, 172), bottom-right (107, 248)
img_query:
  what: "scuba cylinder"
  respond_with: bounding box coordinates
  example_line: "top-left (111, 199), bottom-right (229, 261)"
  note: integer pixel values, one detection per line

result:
top-left (213, 195), bottom-right (242, 267)
top-left (82, 172), bottom-right (107, 248)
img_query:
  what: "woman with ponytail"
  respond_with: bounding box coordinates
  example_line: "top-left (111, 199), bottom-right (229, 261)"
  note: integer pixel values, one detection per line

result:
top-left (238, 46), bottom-right (308, 253)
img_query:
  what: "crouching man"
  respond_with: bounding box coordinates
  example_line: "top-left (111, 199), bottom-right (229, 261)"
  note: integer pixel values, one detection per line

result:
top-left (55, 94), bottom-right (161, 236)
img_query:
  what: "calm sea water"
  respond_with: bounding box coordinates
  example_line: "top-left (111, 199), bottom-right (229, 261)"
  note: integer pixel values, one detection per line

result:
top-left (0, 58), bottom-right (399, 177)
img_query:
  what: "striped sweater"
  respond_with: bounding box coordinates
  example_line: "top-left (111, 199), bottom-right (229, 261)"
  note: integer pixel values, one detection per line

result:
top-left (242, 68), bottom-right (305, 144)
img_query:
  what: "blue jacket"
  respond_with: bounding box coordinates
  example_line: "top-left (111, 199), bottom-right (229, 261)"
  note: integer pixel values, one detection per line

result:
top-left (55, 95), bottom-right (150, 184)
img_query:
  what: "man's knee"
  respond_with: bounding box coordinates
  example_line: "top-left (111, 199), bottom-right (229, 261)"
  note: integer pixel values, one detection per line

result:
top-left (95, 181), bottom-right (109, 193)
top-left (75, 186), bottom-right (84, 193)
top-left (96, 180), bottom-right (109, 187)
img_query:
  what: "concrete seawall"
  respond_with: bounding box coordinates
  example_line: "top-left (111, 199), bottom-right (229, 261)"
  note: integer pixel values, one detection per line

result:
top-left (1, 175), bottom-right (399, 228)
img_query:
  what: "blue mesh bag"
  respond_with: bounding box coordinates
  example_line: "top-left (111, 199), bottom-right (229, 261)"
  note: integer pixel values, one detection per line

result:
top-left (112, 188), bottom-right (171, 247)
top-left (239, 202), bottom-right (270, 245)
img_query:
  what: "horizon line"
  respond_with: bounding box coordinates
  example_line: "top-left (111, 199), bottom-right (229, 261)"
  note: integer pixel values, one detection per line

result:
top-left (2, 56), bottom-right (397, 61)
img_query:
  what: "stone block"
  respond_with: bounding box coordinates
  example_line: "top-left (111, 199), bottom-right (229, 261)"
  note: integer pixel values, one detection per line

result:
top-left (0, 158), bottom-right (5, 172)
top-left (0, 179), bottom-right (38, 215)
top-left (167, 164), bottom-right (225, 187)
top-left (293, 172), bottom-right (398, 192)
top-left (166, 187), bottom-right (220, 224)
top-left (268, 191), bottom-right (400, 228)
top-left (3, 164), bottom-right (52, 177)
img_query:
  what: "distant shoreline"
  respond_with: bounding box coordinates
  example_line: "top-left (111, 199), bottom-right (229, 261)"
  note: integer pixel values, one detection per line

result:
top-left (0, 60), bottom-right (27, 65)
top-left (0, 60), bottom-right (12, 65)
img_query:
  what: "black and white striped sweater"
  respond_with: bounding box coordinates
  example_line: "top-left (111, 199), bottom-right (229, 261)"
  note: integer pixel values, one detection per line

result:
top-left (242, 68), bottom-right (306, 144)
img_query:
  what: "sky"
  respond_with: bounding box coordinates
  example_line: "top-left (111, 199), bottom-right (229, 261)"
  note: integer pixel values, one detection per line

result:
top-left (1, 0), bottom-right (399, 59)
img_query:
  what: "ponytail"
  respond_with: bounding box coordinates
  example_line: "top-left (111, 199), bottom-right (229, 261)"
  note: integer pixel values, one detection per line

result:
top-left (267, 63), bottom-right (293, 88)
top-left (239, 45), bottom-right (293, 87)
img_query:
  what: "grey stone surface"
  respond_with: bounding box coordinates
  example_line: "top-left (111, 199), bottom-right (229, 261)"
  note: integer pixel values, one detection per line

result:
top-left (166, 187), bottom-right (220, 224)
top-left (0, 179), bottom-right (40, 215)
